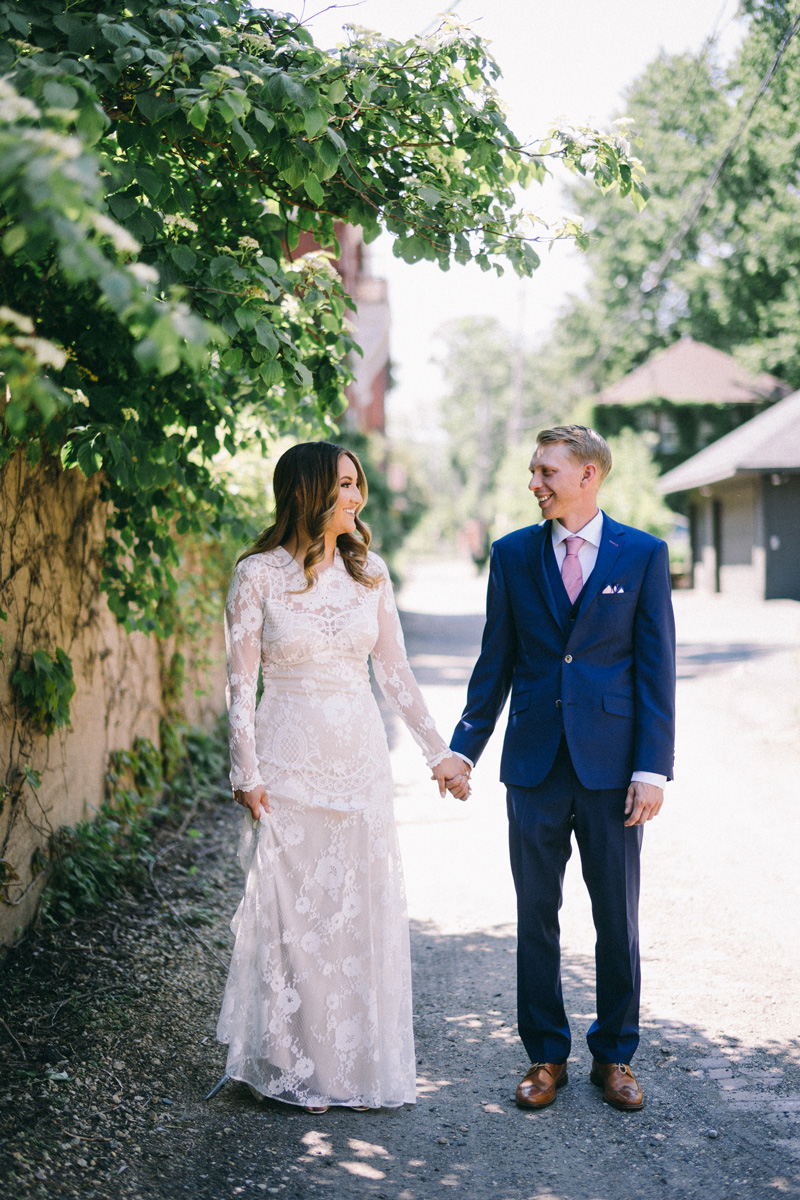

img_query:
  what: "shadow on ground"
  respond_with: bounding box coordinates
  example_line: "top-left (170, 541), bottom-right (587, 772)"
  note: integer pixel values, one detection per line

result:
top-left (676, 643), bottom-right (788, 680)
top-left (2, 881), bottom-right (799, 1200)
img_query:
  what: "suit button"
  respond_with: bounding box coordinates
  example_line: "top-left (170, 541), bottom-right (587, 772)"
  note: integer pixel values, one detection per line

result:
top-left (564, 654), bottom-right (572, 663)
top-left (555, 699), bottom-right (562, 709)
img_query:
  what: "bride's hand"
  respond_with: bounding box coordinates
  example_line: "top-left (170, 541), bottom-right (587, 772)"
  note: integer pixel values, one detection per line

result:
top-left (234, 785), bottom-right (269, 820)
top-left (431, 756), bottom-right (471, 802)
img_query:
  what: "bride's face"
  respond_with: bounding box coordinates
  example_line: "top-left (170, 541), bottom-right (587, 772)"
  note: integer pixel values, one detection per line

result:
top-left (327, 455), bottom-right (363, 539)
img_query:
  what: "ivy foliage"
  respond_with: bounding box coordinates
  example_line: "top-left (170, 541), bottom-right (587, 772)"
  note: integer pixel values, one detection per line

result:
top-left (10, 646), bottom-right (76, 735)
top-left (42, 719), bottom-right (229, 925)
top-left (0, 0), bottom-right (649, 633)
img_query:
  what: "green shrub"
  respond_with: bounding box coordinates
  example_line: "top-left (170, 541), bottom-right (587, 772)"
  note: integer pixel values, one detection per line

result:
top-left (41, 719), bottom-right (229, 926)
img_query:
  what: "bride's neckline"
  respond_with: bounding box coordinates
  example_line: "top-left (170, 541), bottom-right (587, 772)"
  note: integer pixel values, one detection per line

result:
top-left (274, 545), bottom-right (343, 575)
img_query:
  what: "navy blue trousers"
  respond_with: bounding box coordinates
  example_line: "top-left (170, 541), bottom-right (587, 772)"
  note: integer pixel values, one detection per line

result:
top-left (506, 738), bottom-right (643, 1066)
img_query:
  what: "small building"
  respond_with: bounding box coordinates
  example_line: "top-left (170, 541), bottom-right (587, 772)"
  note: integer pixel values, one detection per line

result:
top-left (658, 389), bottom-right (800, 600)
top-left (594, 337), bottom-right (791, 476)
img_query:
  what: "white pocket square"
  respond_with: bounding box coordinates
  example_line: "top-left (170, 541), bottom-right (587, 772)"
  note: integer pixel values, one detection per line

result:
top-left (602, 584), bottom-right (625, 594)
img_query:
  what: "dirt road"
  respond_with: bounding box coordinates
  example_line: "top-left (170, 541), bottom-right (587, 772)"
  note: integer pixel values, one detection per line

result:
top-left (2, 558), bottom-right (800, 1200)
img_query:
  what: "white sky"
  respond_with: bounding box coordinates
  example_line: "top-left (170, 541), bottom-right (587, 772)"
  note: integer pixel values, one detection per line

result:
top-left (282, 0), bottom-right (745, 433)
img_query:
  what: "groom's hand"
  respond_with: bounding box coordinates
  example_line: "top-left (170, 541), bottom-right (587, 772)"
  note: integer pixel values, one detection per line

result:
top-left (624, 781), bottom-right (663, 826)
top-left (432, 755), bottom-right (471, 801)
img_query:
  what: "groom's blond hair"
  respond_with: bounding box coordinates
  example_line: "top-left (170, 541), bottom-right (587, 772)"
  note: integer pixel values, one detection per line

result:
top-left (536, 425), bottom-right (612, 483)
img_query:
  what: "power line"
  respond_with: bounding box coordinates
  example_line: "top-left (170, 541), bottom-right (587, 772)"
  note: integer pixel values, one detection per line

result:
top-left (666, 0), bottom-right (737, 131)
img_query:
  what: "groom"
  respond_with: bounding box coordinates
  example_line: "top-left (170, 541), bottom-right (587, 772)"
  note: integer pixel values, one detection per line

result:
top-left (436, 425), bottom-right (675, 1112)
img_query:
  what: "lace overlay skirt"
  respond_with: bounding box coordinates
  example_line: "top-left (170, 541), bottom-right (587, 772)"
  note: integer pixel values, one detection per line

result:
top-left (216, 796), bottom-right (416, 1109)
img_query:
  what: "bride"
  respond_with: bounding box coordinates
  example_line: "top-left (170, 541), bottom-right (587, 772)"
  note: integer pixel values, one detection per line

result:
top-left (217, 441), bottom-right (470, 1112)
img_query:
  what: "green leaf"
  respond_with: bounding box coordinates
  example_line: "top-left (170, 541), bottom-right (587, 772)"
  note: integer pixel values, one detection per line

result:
top-left (326, 128), bottom-right (346, 153)
top-left (317, 137), bottom-right (342, 172)
top-left (630, 183), bottom-right (650, 212)
top-left (102, 23), bottom-right (134, 48)
top-left (234, 307), bottom-right (257, 331)
top-left (253, 319), bottom-right (279, 354)
top-left (210, 255), bottom-right (236, 278)
top-left (170, 245), bottom-right (197, 272)
top-left (157, 9), bottom-right (185, 34)
top-left (107, 192), bottom-right (139, 221)
top-left (304, 107), bottom-right (328, 139)
top-left (282, 158), bottom-right (308, 189)
top-left (253, 107), bottom-right (275, 131)
top-left (76, 440), bottom-right (101, 478)
top-left (294, 362), bottom-right (312, 388)
top-left (271, 72), bottom-right (316, 111)
top-left (43, 81), bottom-right (79, 110)
top-left (188, 98), bottom-right (209, 130)
top-left (136, 166), bottom-right (164, 199)
top-left (327, 79), bottom-right (347, 105)
top-left (136, 93), bottom-right (172, 123)
top-left (76, 101), bottom-right (108, 146)
top-left (114, 45), bottom-right (145, 68)
top-left (231, 118), bottom-right (257, 155)
top-left (304, 173), bottom-right (324, 205)
top-left (3, 226), bottom-right (27, 256)
top-left (259, 359), bottom-right (283, 386)
top-left (216, 89), bottom-right (248, 121)
top-left (418, 185), bottom-right (442, 207)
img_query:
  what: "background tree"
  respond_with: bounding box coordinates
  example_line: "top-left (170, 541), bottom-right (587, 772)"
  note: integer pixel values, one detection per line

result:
top-left (537, 1), bottom-right (800, 403)
top-left (0, 0), bottom-right (647, 629)
top-left (428, 316), bottom-right (559, 561)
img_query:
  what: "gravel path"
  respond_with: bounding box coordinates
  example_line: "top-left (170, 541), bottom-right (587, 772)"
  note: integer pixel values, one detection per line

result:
top-left (2, 559), bottom-right (799, 1200)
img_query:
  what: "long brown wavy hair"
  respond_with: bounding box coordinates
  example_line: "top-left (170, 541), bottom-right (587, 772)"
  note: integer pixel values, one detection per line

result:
top-left (237, 441), bottom-right (379, 591)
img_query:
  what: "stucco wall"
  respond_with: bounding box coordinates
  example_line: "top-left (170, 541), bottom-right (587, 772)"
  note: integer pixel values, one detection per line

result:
top-left (0, 450), bottom-right (226, 947)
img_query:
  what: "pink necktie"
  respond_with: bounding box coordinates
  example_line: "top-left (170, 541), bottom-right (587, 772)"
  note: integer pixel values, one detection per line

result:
top-left (561, 536), bottom-right (585, 604)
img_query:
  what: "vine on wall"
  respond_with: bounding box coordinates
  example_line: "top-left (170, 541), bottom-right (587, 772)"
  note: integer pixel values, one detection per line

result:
top-left (10, 647), bottom-right (75, 736)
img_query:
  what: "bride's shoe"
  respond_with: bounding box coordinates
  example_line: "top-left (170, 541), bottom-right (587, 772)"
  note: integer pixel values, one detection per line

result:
top-left (304, 1105), bottom-right (329, 1114)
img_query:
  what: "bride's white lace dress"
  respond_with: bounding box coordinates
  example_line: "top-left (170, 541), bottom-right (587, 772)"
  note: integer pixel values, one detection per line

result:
top-left (216, 546), bottom-right (449, 1109)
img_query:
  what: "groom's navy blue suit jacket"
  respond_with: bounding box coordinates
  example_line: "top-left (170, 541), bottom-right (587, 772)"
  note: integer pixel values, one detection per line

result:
top-left (451, 513), bottom-right (676, 791)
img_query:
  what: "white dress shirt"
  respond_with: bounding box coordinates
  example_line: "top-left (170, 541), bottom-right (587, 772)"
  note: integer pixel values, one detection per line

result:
top-left (551, 511), bottom-right (603, 577)
top-left (454, 510), bottom-right (667, 791)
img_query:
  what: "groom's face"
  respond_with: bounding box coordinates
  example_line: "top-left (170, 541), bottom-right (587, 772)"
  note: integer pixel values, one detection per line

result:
top-left (528, 442), bottom-right (589, 522)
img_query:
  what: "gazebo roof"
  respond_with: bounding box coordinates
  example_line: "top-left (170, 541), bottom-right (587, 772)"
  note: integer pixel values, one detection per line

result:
top-left (597, 338), bottom-right (790, 406)
top-left (659, 387), bottom-right (800, 494)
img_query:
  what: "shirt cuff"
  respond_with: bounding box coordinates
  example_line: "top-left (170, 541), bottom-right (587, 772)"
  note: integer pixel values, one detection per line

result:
top-left (631, 771), bottom-right (666, 789)
top-left (451, 750), bottom-right (474, 769)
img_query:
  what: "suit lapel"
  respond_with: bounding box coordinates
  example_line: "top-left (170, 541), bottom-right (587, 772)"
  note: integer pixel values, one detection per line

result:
top-left (577, 511), bottom-right (625, 618)
top-left (525, 522), bottom-right (561, 628)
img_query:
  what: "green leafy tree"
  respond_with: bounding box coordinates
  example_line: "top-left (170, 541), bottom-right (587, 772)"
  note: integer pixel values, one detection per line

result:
top-left (0, 0), bottom-right (648, 629)
top-left (539, 3), bottom-right (800, 398)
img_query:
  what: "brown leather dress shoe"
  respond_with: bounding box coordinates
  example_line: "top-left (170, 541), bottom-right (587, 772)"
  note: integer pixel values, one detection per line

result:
top-left (590, 1060), bottom-right (644, 1111)
top-left (515, 1062), bottom-right (568, 1109)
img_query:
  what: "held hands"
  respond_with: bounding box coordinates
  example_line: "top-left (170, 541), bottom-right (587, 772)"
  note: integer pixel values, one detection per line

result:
top-left (431, 754), bottom-right (471, 802)
top-left (624, 781), bottom-right (663, 827)
top-left (234, 784), bottom-right (270, 821)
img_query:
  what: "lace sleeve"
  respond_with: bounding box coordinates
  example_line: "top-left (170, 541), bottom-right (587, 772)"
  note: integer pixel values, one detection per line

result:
top-left (369, 556), bottom-right (450, 768)
top-left (224, 557), bottom-right (266, 792)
